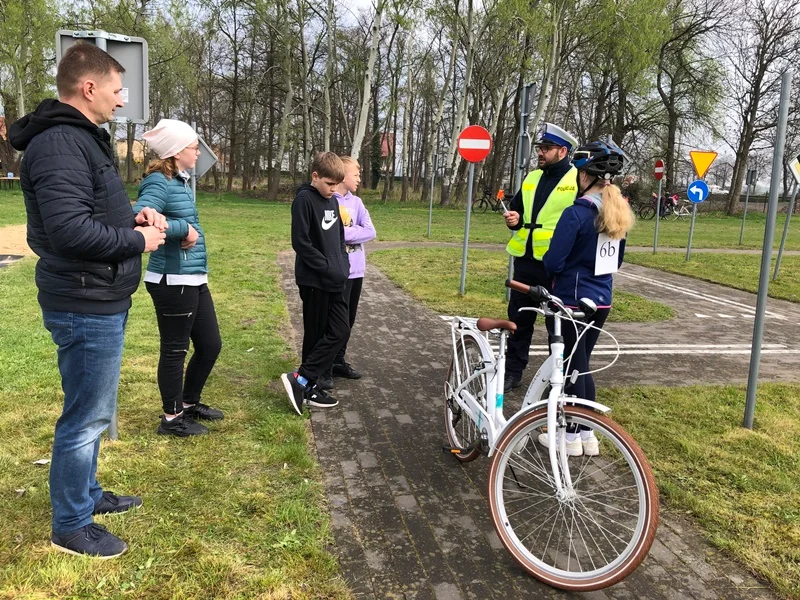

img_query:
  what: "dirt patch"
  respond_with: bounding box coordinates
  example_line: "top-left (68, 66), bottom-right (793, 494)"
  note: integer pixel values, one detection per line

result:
top-left (0, 224), bottom-right (33, 256)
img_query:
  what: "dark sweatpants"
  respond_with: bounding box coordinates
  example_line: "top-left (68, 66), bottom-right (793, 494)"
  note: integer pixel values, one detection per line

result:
top-left (298, 285), bottom-right (350, 383)
top-left (506, 257), bottom-right (552, 378)
top-left (334, 277), bottom-right (363, 365)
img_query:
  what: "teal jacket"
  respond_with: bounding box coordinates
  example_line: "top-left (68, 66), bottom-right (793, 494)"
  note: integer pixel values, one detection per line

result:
top-left (133, 172), bottom-right (208, 274)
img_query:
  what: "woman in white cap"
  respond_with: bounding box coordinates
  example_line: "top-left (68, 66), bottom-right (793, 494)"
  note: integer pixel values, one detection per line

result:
top-left (134, 119), bottom-right (223, 437)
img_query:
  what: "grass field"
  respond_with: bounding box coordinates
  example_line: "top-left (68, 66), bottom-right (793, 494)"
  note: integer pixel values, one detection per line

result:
top-left (606, 383), bottom-right (800, 600)
top-left (626, 251), bottom-right (800, 303)
top-left (368, 247), bottom-right (674, 322)
top-left (2, 188), bottom-right (800, 598)
top-left (0, 192), bottom-right (350, 599)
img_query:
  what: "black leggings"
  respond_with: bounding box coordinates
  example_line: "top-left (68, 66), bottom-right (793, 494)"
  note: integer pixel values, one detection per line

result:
top-left (145, 280), bottom-right (222, 415)
top-left (563, 307), bottom-right (610, 432)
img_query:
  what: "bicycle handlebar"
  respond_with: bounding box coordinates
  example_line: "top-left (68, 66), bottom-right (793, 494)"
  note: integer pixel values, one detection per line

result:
top-left (505, 279), bottom-right (598, 321)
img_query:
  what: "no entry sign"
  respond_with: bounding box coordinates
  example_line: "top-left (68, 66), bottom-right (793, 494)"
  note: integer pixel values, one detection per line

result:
top-left (654, 159), bottom-right (664, 180)
top-left (457, 125), bottom-right (492, 163)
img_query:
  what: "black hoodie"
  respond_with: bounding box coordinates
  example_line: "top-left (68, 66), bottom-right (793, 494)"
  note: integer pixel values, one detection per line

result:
top-left (9, 99), bottom-right (145, 314)
top-left (291, 183), bottom-right (350, 292)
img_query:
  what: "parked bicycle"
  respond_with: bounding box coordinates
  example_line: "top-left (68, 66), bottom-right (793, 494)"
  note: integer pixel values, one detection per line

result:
top-left (472, 187), bottom-right (509, 214)
top-left (444, 280), bottom-right (658, 591)
top-left (669, 198), bottom-right (693, 220)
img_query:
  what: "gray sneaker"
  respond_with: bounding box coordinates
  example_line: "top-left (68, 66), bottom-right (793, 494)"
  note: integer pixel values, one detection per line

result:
top-left (51, 523), bottom-right (127, 559)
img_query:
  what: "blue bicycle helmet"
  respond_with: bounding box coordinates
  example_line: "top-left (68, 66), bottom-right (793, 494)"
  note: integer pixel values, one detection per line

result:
top-left (571, 141), bottom-right (625, 180)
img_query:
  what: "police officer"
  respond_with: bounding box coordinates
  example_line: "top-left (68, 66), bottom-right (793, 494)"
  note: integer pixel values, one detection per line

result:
top-left (503, 123), bottom-right (579, 392)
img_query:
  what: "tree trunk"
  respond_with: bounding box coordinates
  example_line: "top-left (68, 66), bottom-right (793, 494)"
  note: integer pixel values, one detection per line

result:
top-left (270, 1), bottom-right (294, 200)
top-left (323, 0), bottom-right (334, 152)
top-left (351, 0), bottom-right (384, 159)
top-left (441, 0), bottom-right (474, 207)
top-left (126, 122), bottom-right (136, 183)
top-left (422, 36), bottom-right (456, 205)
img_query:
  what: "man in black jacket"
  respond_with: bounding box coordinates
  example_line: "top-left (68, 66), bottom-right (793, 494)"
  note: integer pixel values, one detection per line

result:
top-left (9, 43), bottom-right (166, 559)
top-left (281, 152), bottom-right (350, 415)
top-left (503, 123), bottom-right (579, 392)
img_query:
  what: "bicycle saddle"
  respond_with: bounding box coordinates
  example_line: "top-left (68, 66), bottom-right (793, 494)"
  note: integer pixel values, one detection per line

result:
top-left (476, 317), bottom-right (517, 332)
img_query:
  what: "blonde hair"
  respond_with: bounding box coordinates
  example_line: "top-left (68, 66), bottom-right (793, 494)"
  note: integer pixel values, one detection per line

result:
top-left (596, 184), bottom-right (635, 240)
top-left (145, 156), bottom-right (179, 179)
top-left (340, 155), bottom-right (360, 169)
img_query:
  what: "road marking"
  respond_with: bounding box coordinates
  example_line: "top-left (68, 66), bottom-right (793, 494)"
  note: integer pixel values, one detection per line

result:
top-left (718, 313), bottom-right (735, 318)
top-left (617, 270), bottom-right (788, 320)
top-left (696, 313), bottom-right (711, 318)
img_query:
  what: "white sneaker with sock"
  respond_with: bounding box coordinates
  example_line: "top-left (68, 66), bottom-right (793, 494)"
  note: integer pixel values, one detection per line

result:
top-left (581, 430), bottom-right (599, 456)
top-left (537, 431), bottom-right (583, 456)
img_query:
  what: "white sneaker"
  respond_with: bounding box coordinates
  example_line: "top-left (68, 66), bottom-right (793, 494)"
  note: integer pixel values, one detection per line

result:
top-left (537, 432), bottom-right (583, 457)
top-left (581, 431), bottom-right (600, 456)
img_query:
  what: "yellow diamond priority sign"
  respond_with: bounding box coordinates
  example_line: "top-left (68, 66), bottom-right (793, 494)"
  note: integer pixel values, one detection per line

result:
top-left (689, 150), bottom-right (718, 179)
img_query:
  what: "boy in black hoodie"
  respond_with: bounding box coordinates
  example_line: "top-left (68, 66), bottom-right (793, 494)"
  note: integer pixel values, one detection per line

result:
top-left (282, 152), bottom-right (351, 414)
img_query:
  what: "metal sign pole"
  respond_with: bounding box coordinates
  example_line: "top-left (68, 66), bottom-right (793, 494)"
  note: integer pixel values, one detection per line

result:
top-left (460, 163), bottom-right (476, 295)
top-left (509, 84), bottom-right (534, 298)
top-left (739, 179), bottom-right (752, 245)
top-left (685, 204), bottom-right (698, 262)
top-left (744, 70), bottom-right (792, 430)
top-left (773, 180), bottom-right (798, 280)
top-left (653, 178), bottom-right (663, 253)
top-left (427, 154), bottom-right (437, 238)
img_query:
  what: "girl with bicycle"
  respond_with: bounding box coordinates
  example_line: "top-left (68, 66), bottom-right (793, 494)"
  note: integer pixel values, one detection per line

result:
top-left (541, 141), bottom-right (634, 456)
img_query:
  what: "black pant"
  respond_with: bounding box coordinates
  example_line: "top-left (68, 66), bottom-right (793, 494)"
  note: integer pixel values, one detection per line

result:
top-left (298, 285), bottom-right (350, 383)
top-left (334, 277), bottom-right (363, 364)
top-left (506, 257), bottom-right (552, 377)
top-left (563, 307), bottom-right (610, 432)
top-left (145, 281), bottom-right (222, 415)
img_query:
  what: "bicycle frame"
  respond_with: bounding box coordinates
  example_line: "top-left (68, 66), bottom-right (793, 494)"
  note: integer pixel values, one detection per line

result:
top-left (448, 301), bottom-right (612, 497)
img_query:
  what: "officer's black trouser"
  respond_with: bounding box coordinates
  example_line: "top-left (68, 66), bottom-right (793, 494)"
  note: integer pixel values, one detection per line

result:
top-left (506, 257), bottom-right (552, 378)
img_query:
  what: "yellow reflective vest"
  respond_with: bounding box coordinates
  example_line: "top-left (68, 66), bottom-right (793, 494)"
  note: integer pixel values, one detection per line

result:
top-left (506, 167), bottom-right (578, 260)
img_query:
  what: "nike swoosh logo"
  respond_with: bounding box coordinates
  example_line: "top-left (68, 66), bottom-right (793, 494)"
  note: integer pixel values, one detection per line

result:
top-left (321, 217), bottom-right (338, 231)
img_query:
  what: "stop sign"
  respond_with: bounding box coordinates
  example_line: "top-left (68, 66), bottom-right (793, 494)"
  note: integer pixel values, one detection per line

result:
top-left (457, 125), bottom-right (492, 163)
top-left (654, 159), bottom-right (665, 180)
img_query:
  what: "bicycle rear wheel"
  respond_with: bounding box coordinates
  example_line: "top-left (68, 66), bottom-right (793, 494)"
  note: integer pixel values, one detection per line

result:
top-left (444, 333), bottom-right (488, 462)
top-left (487, 406), bottom-right (658, 591)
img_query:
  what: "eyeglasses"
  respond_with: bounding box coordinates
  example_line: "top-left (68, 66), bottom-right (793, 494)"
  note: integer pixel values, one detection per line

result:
top-left (186, 145), bottom-right (201, 153)
top-left (534, 144), bottom-right (559, 154)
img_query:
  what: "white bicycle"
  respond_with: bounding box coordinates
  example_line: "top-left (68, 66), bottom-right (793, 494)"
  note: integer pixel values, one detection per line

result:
top-left (444, 280), bottom-right (659, 591)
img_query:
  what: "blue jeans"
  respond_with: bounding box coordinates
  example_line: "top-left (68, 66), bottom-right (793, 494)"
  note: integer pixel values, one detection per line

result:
top-left (42, 310), bottom-right (128, 534)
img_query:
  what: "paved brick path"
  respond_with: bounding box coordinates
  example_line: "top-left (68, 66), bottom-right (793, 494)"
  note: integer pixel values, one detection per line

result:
top-left (278, 253), bottom-right (778, 600)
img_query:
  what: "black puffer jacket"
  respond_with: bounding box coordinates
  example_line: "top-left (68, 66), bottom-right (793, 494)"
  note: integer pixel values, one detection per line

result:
top-left (9, 99), bottom-right (145, 314)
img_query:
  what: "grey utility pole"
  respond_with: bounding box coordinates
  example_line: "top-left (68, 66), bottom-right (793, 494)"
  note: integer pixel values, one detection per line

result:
top-left (744, 70), bottom-right (792, 429)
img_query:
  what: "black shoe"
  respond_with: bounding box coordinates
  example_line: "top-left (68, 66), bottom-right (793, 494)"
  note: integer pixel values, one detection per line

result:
top-left (306, 384), bottom-right (338, 408)
top-left (93, 491), bottom-right (142, 515)
top-left (317, 372), bottom-right (334, 390)
top-left (157, 413), bottom-right (209, 437)
top-left (51, 523), bottom-right (127, 559)
top-left (332, 361), bottom-right (362, 379)
top-left (183, 402), bottom-right (224, 421)
top-left (281, 371), bottom-right (307, 415)
top-left (504, 373), bottom-right (522, 393)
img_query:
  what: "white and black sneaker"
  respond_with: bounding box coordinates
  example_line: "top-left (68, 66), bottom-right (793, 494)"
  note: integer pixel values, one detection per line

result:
top-left (281, 371), bottom-right (307, 415)
top-left (306, 384), bottom-right (338, 408)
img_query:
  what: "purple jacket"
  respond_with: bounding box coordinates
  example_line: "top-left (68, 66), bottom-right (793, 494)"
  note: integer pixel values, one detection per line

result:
top-left (335, 191), bottom-right (376, 279)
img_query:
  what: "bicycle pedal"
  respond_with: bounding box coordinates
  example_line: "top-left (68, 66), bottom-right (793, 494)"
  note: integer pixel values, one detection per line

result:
top-left (442, 444), bottom-right (467, 454)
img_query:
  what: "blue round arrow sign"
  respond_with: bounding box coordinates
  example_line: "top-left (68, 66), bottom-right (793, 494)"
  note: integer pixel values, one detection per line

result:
top-left (687, 179), bottom-right (709, 204)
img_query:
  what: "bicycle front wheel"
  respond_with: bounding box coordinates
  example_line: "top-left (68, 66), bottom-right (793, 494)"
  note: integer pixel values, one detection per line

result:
top-left (444, 333), bottom-right (488, 462)
top-left (487, 406), bottom-right (658, 591)
top-left (638, 206), bottom-right (655, 220)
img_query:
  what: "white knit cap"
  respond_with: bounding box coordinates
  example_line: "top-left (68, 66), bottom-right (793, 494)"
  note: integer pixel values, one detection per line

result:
top-left (142, 119), bottom-right (198, 159)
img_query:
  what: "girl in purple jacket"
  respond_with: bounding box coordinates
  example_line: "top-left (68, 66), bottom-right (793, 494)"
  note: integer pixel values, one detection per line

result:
top-left (321, 156), bottom-right (376, 386)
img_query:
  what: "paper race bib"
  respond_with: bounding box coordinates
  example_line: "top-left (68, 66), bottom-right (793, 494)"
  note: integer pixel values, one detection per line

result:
top-left (595, 233), bottom-right (620, 276)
